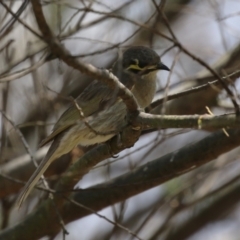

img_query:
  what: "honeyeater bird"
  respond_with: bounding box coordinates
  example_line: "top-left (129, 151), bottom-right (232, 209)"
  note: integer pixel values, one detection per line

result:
top-left (17, 46), bottom-right (169, 207)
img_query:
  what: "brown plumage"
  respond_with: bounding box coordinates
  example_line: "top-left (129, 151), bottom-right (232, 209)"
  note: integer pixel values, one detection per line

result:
top-left (16, 46), bottom-right (169, 207)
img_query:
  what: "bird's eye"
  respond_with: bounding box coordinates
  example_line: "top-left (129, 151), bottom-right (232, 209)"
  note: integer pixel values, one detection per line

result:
top-left (126, 58), bottom-right (142, 72)
top-left (130, 58), bottom-right (139, 66)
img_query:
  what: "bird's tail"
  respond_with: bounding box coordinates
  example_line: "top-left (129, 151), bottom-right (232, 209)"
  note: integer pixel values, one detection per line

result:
top-left (16, 140), bottom-right (60, 208)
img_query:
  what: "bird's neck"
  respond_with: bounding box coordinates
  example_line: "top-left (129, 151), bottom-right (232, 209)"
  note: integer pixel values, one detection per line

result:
top-left (131, 71), bottom-right (157, 109)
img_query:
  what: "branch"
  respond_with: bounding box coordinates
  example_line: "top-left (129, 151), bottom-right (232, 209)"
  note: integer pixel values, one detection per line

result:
top-left (163, 177), bottom-right (240, 240)
top-left (1, 112), bottom-right (239, 198)
top-left (139, 112), bottom-right (240, 130)
top-left (1, 129), bottom-right (240, 239)
top-left (30, 0), bottom-right (139, 114)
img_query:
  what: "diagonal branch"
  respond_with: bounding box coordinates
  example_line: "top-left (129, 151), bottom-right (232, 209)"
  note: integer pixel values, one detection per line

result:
top-left (2, 129), bottom-right (240, 240)
top-left (30, 0), bottom-right (139, 114)
top-left (0, 112), bottom-right (239, 198)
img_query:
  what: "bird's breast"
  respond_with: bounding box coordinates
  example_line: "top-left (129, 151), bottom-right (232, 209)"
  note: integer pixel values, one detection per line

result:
top-left (131, 72), bottom-right (157, 108)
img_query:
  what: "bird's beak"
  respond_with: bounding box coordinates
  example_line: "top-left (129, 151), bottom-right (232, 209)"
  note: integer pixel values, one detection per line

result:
top-left (157, 62), bottom-right (170, 71)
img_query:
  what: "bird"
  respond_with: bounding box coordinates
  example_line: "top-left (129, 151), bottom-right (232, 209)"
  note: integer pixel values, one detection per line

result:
top-left (16, 46), bottom-right (169, 207)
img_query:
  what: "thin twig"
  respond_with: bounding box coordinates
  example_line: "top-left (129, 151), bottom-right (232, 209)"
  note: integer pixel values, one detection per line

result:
top-left (65, 197), bottom-right (143, 240)
top-left (146, 70), bottom-right (240, 112)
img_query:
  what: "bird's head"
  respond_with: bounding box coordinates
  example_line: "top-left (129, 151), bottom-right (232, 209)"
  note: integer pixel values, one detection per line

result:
top-left (122, 46), bottom-right (169, 76)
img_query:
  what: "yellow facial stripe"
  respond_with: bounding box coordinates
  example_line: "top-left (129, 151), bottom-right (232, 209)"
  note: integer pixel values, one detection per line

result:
top-left (127, 64), bottom-right (157, 71)
top-left (127, 64), bottom-right (143, 70)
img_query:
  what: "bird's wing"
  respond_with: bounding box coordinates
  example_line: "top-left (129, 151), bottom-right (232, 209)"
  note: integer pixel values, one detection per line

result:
top-left (39, 106), bottom-right (80, 147)
top-left (40, 80), bottom-right (121, 147)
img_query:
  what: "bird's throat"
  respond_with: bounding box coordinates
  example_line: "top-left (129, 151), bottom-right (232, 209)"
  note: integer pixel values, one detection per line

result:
top-left (131, 72), bottom-right (157, 108)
